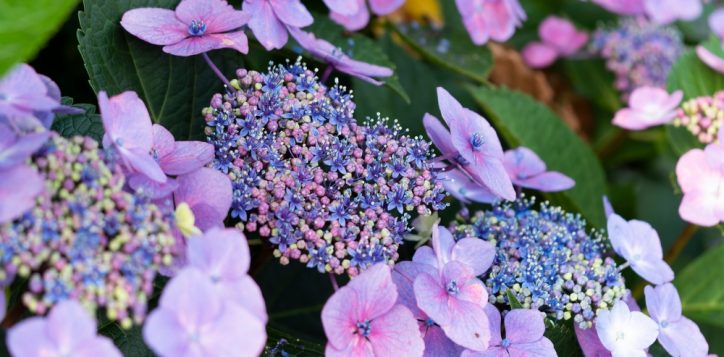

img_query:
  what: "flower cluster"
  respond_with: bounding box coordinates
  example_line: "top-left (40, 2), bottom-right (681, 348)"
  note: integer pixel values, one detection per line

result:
top-left (205, 60), bottom-right (446, 276)
top-left (591, 19), bottom-right (683, 99)
top-left (451, 197), bottom-right (626, 328)
top-left (672, 90), bottom-right (724, 144)
top-left (0, 134), bottom-right (176, 326)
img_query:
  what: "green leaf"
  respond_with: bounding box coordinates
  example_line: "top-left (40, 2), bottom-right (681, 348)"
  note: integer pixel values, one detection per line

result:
top-left (77, 0), bottom-right (251, 140)
top-left (506, 290), bottom-right (524, 309)
top-left (665, 125), bottom-right (703, 157)
top-left (674, 242), bottom-right (724, 327)
top-left (469, 86), bottom-right (607, 228)
top-left (98, 322), bottom-right (154, 356)
top-left (544, 321), bottom-right (583, 357)
top-left (0, 0), bottom-right (79, 75)
top-left (51, 98), bottom-right (104, 143)
top-left (562, 58), bottom-right (621, 112)
top-left (301, 17), bottom-right (409, 103)
top-left (262, 326), bottom-right (325, 356)
top-left (667, 36), bottom-right (724, 100)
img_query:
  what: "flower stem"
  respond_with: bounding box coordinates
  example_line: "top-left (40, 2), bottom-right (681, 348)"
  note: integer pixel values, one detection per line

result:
top-left (201, 52), bottom-right (232, 89)
top-left (328, 272), bottom-right (340, 291)
top-left (664, 223), bottom-right (698, 264)
top-left (320, 65), bottom-right (334, 84)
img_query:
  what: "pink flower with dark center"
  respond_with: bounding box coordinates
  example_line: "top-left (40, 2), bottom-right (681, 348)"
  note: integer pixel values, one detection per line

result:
top-left (121, 0), bottom-right (250, 56)
top-left (321, 263), bottom-right (424, 356)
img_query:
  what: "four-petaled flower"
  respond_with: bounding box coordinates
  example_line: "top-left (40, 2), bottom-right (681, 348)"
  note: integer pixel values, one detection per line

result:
top-left (121, 0), bottom-right (250, 56)
top-left (644, 283), bottom-right (709, 357)
top-left (595, 300), bottom-right (658, 357)
top-left (321, 263), bottom-right (425, 356)
top-left (242, 0), bottom-right (313, 50)
top-left (675, 129), bottom-right (724, 226)
top-left (523, 16), bottom-right (588, 68)
top-left (607, 213), bottom-right (674, 284)
top-left (612, 87), bottom-right (683, 130)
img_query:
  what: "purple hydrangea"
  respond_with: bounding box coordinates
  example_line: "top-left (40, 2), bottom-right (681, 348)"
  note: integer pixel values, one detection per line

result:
top-left (673, 91), bottom-right (724, 144)
top-left (0, 134), bottom-right (177, 326)
top-left (591, 19), bottom-right (683, 100)
top-left (204, 60), bottom-right (447, 276)
top-left (450, 196), bottom-right (626, 328)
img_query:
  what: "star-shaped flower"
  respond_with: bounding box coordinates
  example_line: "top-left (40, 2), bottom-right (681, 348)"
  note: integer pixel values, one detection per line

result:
top-left (242, 0), bottom-right (313, 50)
top-left (612, 86), bottom-right (683, 130)
top-left (645, 283), bottom-right (709, 357)
top-left (595, 300), bottom-right (658, 357)
top-left (607, 213), bottom-right (674, 284)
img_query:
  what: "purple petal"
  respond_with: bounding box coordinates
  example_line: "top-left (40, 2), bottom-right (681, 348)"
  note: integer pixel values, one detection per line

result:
top-left (72, 338), bottom-right (122, 357)
top-left (368, 0), bottom-right (405, 15)
top-left (485, 304), bottom-right (503, 346)
top-left (644, 283), bottom-right (682, 323)
top-left (0, 64), bottom-right (59, 117)
top-left (186, 227), bottom-right (251, 277)
top-left (710, 8), bottom-right (724, 40)
top-left (197, 300), bottom-right (266, 356)
top-left (7, 318), bottom-right (55, 356)
top-left (431, 224), bottom-right (455, 267)
top-left (269, 0), bottom-right (313, 27)
top-left (438, 299), bottom-right (490, 351)
top-left (391, 261), bottom-right (436, 317)
top-left (368, 305), bottom-right (425, 356)
top-left (436, 87), bottom-right (466, 126)
top-left (158, 267), bottom-right (223, 327)
top-left (423, 113), bottom-right (458, 160)
top-left (121, 8), bottom-right (188, 46)
top-left (592, 0), bottom-right (646, 15)
top-left (0, 165), bottom-right (44, 224)
top-left (321, 280), bottom-right (359, 349)
top-left (463, 158), bottom-right (516, 201)
top-left (330, 0), bottom-right (370, 31)
top-left (507, 338), bottom-right (557, 357)
top-left (504, 309), bottom-right (545, 344)
top-left (143, 309), bottom-right (191, 355)
top-left (176, 0), bottom-right (247, 33)
top-left (245, 0), bottom-right (289, 50)
top-left (522, 42), bottom-right (558, 68)
top-left (575, 323), bottom-right (611, 357)
top-left (163, 35), bottom-right (230, 56)
top-left (423, 325), bottom-right (465, 357)
top-left (503, 147), bottom-right (546, 180)
top-left (347, 264), bottom-right (397, 319)
top-left (602, 196), bottom-right (615, 218)
top-left (513, 171), bottom-right (575, 192)
top-left (174, 167), bottom-right (232, 231)
top-left (658, 317), bottom-right (709, 357)
top-left (414, 272), bottom-right (452, 325)
top-left (46, 300), bottom-right (97, 352)
top-left (323, 0), bottom-right (359, 15)
top-left (120, 146), bottom-right (168, 183)
top-left (208, 30), bottom-right (249, 54)
top-left (0, 130), bottom-right (48, 170)
top-left (644, 0), bottom-right (702, 25)
top-left (160, 141), bottom-right (214, 176)
top-left (451, 238), bottom-right (495, 276)
top-left (696, 46), bottom-right (724, 74)
top-left (151, 124), bottom-right (175, 159)
top-left (412, 245), bottom-right (438, 267)
top-left (128, 174), bottom-right (178, 200)
top-left (631, 258), bottom-right (674, 285)
top-left (439, 169), bottom-right (498, 204)
top-left (99, 91), bottom-right (154, 153)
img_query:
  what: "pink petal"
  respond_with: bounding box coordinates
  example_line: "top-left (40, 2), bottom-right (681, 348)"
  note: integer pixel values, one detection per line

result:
top-left (323, 0), bottom-right (360, 15)
top-left (269, 0), bottom-right (313, 27)
top-left (152, 124), bottom-right (175, 159)
top-left (503, 147), bottom-right (546, 179)
top-left (187, 228), bottom-right (250, 274)
top-left (539, 16), bottom-right (588, 55)
top-left (423, 113), bottom-right (457, 158)
top-left (347, 263), bottom-right (397, 320)
top-left (368, 0), bottom-right (405, 15)
top-left (128, 174), bottom-right (178, 199)
top-left (120, 8), bottom-right (188, 46)
top-left (159, 267), bottom-right (223, 327)
top-left (245, 0), bottom-right (289, 50)
top-left (451, 238), bottom-right (495, 276)
top-left (174, 168), bottom-right (232, 231)
top-left (391, 261), bottom-right (436, 317)
top-left (658, 317), bottom-right (709, 357)
top-left (612, 108), bottom-right (651, 130)
top-left (436, 87), bottom-right (466, 127)
top-left (330, 1), bottom-right (371, 31)
top-left (506, 338), bottom-right (557, 357)
top-left (440, 169), bottom-right (498, 204)
top-left (591, 0), bottom-right (646, 15)
top-left (414, 272), bottom-right (453, 325)
top-left (143, 309), bottom-right (192, 356)
top-left (522, 42), bottom-right (558, 68)
top-left (325, 339), bottom-right (375, 357)
top-left (45, 301), bottom-right (97, 352)
top-left (460, 11), bottom-right (490, 45)
top-left (208, 30), bottom-right (249, 54)
top-left (457, 108), bottom-right (505, 159)
top-left (464, 158), bottom-right (516, 201)
top-left (0, 165), bottom-right (44, 223)
top-left (176, 0), bottom-right (248, 33)
top-left (369, 305), bottom-right (425, 356)
top-left (163, 36), bottom-right (226, 56)
top-left (412, 246), bottom-right (438, 268)
top-left (120, 146), bottom-right (168, 183)
top-left (644, 283), bottom-right (681, 323)
top-left (438, 297), bottom-right (490, 351)
top-left (432, 225), bottom-right (455, 268)
top-left (504, 309), bottom-right (545, 344)
top-left (513, 171), bottom-right (575, 192)
top-left (321, 283), bottom-right (359, 349)
top-left (480, 0), bottom-right (522, 42)
top-left (676, 149), bottom-right (711, 193)
top-left (98, 91), bottom-right (154, 153)
top-left (160, 141), bottom-right (214, 176)
top-left (645, 0), bottom-right (702, 25)
top-left (484, 304), bottom-right (503, 346)
top-left (679, 190), bottom-right (721, 227)
top-left (199, 302), bottom-right (266, 357)
top-left (219, 276), bottom-right (267, 323)
top-left (696, 46), bottom-right (724, 74)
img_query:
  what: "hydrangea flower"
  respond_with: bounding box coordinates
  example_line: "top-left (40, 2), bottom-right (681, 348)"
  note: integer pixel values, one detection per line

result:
top-left (644, 0), bottom-right (702, 25)
top-left (288, 27), bottom-right (393, 85)
top-left (672, 91), bottom-right (724, 144)
top-left (144, 267), bottom-right (266, 357)
top-left (174, 167), bottom-right (233, 231)
top-left (0, 64), bottom-right (60, 129)
top-left (591, 0), bottom-right (645, 15)
top-left (423, 88), bottom-right (515, 201)
top-left (0, 134), bottom-right (177, 325)
top-left (321, 263), bottom-right (424, 356)
top-left (7, 300), bottom-right (121, 357)
top-left (242, 0), bottom-right (313, 50)
top-left (461, 306), bottom-right (556, 357)
top-left (204, 60), bottom-right (446, 275)
top-left (675, 130), bottom-right (724, 226)
top-left (185, 227), bottom-right (267, 321)
top-left (455, 0), bottom-right (526, 45)
top-left (606, 213), bottom-right (674, 285)
top-left (328, 0), bottom-right (405, 31)
top-left (595, 300), bottom-right (658, 357)
top-left (591, 19), bottom-right (682, 99)
top-left (503, 147), bottom-right (575, 192)
top-left (99, 91), bottom-right (166, 183)
top-left (412, 225), bottom-right (494, 351)
top-left (121, 0), bottom-right (250, 56)
top-left (392, 261), bottom-right (465, 356)
top-left (523, 16), bottom-right (589, 68)
top-left (612, 86), bottom-right (683, 130)
top-left (451, 197), bottom-right (626, 328)
top-left (644, 283), bottom-right (709, 357)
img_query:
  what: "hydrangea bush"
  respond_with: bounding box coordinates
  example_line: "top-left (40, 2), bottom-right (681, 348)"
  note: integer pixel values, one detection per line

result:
top-left (0, 0), bottom-right (722, 356)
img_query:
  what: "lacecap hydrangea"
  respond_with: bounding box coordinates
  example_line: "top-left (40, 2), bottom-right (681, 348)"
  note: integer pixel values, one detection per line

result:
top-left (451, 197), bottom-right (625, 329)
top-left (204, 60), bottom-right (447, 276)
top-left (591, 18), bottom-right (682, 99)
top-left (0, 134), bottom-right (177, 327)
top-left (673, 90), bottom-right (724, 144)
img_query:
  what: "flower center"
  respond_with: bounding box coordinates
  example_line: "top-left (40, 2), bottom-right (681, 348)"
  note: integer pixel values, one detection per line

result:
top-left (446, 280), bottom-right (460, 295)
top-left (501, 338), bottom-right (511, 348)
top-left (188, 20), bottom-right (207, 36)
top-left (470, 132), bottom-right (484, 151)
top-left (615, 331), bottom-right (625, 341)
top-left (660, 320), bottom-right (669, 328)
top-left (425, 318), bottom-right (435, 327)
top-left (356, 320), bottom-right (372, 337)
